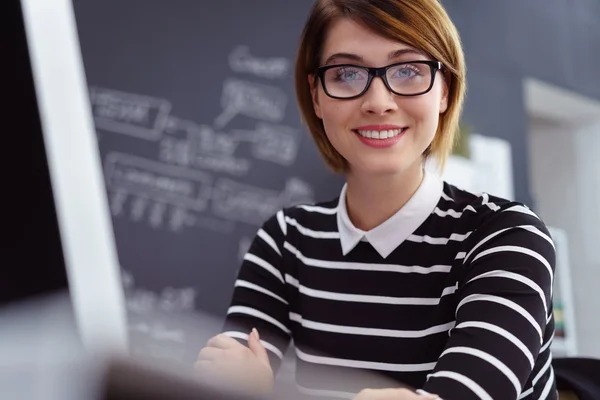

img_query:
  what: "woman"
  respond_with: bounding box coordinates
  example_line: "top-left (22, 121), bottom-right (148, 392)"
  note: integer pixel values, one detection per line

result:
top-left (195, 0), bottom-right (557, 399)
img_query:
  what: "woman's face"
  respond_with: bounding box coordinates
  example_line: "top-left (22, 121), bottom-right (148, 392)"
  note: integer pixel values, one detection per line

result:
top-left (310, 18), bottom-right (448, 176)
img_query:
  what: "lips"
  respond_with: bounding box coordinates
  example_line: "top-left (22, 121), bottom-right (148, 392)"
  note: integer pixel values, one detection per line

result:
top-left (353, 127), bottom-right (407, 139)
top-left (352, 127), bottom-right (408, 149)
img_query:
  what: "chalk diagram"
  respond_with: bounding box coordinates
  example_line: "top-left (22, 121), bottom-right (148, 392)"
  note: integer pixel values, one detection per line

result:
top-left (92, 45), bottom-right (315, 234)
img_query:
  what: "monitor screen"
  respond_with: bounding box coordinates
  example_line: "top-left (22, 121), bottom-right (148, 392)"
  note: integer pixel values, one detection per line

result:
top-left (3, 0), bottom-right (128, 354)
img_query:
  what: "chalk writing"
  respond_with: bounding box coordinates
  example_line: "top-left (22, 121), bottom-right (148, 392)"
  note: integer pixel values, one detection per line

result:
top-left (90, 87), bottom-right (171, 140)
top-left (122, 269), bottom-right (197, 315)
top-left (160, 119), bottom-right (251, 176)
top-left (214, 78), bottom-right (287, 129)
top-left (233, 122), bottom-right (300, 166)
top-left (104, 152), bottom-right (213, 212)
top-left (211, 179), bottom-right (281, 225)
top-left (211, 178), bottom-right (315, 225)
top-left (228, 45), bottom-right (290, 79)
top-left (281, 177), bottom-right (315, 206)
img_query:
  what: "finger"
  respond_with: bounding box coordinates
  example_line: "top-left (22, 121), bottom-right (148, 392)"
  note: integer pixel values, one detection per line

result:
top-left (248, 328), bottom-right (271, 369)
top-left (416, 392), bottom-right (440, 399)
top-left (207, 333), bottom-right (243, 350)
top-left (197, 346), bottom-right (223, 361)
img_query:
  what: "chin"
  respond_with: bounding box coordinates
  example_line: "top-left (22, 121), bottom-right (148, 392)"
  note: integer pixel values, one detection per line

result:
top-left (349, 159), bottom-right (412, 177)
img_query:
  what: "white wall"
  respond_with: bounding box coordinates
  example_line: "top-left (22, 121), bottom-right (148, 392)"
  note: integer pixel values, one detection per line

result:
top-left (574, 122), bottom-right (600, 267)
top-left (529, 117), bottom-right (600, 357)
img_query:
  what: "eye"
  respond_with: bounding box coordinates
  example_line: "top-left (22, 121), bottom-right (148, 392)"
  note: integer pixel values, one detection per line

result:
top-left (332, 67), bottom-right (366, 82)
top-left (393, 66), bottom-right (421, 79)
top-left (398, 68), bottom-right (416, 78)
top-left (387, 63), bottom-right (428, 82)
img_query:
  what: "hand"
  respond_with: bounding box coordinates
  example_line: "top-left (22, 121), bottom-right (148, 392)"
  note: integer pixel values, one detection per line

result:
top-left (354, 388), bottom-right (439, 400)
top-left (195, 328), bottom-right (274, 396)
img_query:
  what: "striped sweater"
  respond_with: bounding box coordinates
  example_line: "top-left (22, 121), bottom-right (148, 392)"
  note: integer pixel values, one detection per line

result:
top-left (222, 177), bottom-right (557, 400)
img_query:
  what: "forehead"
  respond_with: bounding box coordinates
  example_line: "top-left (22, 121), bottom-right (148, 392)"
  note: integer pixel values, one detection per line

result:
top-left (321, 18), bottom-right (421, 64)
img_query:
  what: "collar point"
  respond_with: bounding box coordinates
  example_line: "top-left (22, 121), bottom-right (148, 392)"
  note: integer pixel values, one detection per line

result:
top-left (340, 246), bottom-right (353, 256)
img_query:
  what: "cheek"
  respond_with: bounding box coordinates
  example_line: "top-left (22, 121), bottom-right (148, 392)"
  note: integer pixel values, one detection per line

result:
top-left (399, 97), bottom-right (441, 148)
top-left (320, 98), bottom-right (355, 136)
top-left (402, 96), bottom-right (441, 127)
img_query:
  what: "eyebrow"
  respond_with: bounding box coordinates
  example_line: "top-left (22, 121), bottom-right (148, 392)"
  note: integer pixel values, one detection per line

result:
top-left (323, 48), bottom-right (427, 65)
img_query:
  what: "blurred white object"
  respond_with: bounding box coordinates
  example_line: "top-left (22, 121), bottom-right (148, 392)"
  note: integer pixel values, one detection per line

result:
top-left (436, 134), bottom-right (515, 200)
top-left (0, 293), bottom-right (257, 400)
top-left (0, 293), bottom-right (101, 400)
top-left (469, 133), bottom-right (515, 200)
top-left (440, 155), bottom-right (478, 192)
top-left (20, 0), bottom-right (128, 354)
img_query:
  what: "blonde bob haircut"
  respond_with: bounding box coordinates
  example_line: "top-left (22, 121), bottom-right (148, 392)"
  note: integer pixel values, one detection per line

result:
top-left (295, 0), bottom-right (466, 173)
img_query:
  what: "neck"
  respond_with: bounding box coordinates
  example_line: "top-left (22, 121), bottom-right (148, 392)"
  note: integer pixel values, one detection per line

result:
top-left (345, 161), bottom-right (425, 231)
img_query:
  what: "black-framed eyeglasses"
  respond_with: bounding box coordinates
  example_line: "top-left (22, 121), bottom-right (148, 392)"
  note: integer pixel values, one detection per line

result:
top-left (316, 60), bottom-right (443, 100)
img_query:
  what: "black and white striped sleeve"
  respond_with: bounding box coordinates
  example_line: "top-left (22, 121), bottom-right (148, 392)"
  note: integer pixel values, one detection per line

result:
top-left (221, 210), bottom-right (292, 373)
top-left (422, 204), bottom-right (556, 399)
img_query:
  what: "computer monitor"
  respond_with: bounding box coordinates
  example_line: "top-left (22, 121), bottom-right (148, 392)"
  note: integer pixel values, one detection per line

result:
top-left (3, 0), bottom-right (128, 354)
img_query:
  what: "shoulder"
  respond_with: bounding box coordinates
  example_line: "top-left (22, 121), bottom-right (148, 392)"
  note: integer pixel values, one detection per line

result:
top-left (282, 197), bottom-right (339, 218)
top-left (442, 183), bottom-right (555, 279)
top-left (261, 197), bottom-right (340, 237)
top-left (441, 181), bottom-right (550, 235)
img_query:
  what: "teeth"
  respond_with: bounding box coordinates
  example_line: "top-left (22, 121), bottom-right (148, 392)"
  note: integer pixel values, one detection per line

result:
top-left (356, 129), bottom-right (403, 139)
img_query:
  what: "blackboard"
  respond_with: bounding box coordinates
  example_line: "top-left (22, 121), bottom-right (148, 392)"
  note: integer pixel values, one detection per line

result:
top-left (73, 0), bottom-right (344, 365)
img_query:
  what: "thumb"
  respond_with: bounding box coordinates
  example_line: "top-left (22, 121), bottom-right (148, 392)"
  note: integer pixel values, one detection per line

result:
top-left (248, 328), bottom-right (271, 368)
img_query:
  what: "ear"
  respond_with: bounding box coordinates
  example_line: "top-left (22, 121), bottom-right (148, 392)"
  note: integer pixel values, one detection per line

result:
top-left (308, 74), bottom-right (323, 119)
top-left (439, 77), bottom-right (449, 114)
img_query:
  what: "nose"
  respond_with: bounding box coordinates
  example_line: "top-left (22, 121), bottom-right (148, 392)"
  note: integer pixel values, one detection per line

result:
top-left (360, 76), bottom-right (398, 115)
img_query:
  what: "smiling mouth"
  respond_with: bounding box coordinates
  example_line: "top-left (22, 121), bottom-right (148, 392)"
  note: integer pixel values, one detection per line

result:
top-left (352, 127), bottom-right (408, 139)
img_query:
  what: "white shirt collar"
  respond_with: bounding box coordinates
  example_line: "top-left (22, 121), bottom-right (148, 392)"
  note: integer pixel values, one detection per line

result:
top-left (336, 168), bottom-right (443, 259)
